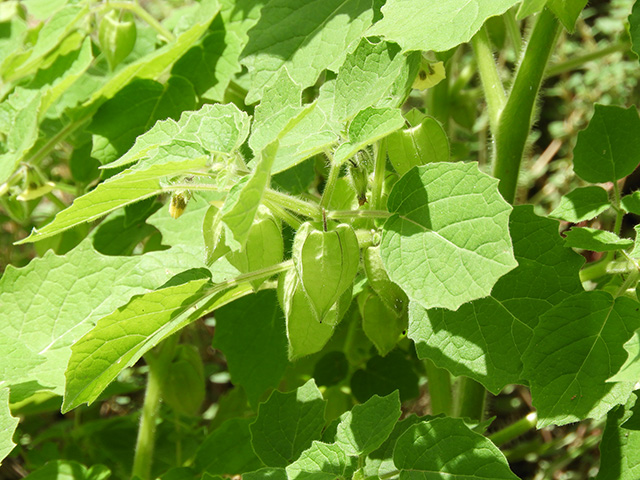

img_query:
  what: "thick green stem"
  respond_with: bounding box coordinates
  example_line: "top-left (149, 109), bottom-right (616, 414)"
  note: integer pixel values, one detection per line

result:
top-left (488, 411), bottom-right (537, 446)
top-left (132, 335), bottom-right (179, 479)
top-left (424, 360), bottom-right (452, 416)
top-left (493, 8), bottom-right (561, 203)
top-left (369, 139), bottom-right (387, 212)
top-left (471, 27), bottom-right (507, 134)
top-left (453, 377), bottom-right (486, 421)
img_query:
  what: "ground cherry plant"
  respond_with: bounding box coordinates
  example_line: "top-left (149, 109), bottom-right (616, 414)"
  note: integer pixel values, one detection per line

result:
top-left (2, 0), bottom-right (640, 478)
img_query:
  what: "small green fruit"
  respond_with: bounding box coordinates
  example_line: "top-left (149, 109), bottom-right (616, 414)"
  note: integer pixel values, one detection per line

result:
top-left (160, 345), bottom-right (205, 416)
top-left (292, 222), bottom-right (360, 322)
top-left (99, 9), bottom-right (137, 71)
top-left (363, 246), bottom-right (408, 316)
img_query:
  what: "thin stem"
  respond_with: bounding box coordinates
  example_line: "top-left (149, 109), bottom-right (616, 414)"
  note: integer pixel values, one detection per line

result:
top-left (471, 26), bottom-right (507, 135)
top-left (493, 8), bottom-right (561, 203)
top-left (453, 377), bottom-right (486, 421)
top-left (504, 8), bottom-right (522, 57)
top-left (370, 139), bottom-right (387, 212)
top-left (132, 335), bottom-right (179, 479)
top-left (106, 1), bottom-right (175, 42)
top-left (546, 42), bottom-right (629, 78)
top-left (327, 209), bottom-right (391, 221)
top-left (424, 359), bottom-right (452, 416)
top-left (28, 119), bottom-right (90, 167)
top-left (320, 154), bottom-right (341, 209)
top-left (488, 411), bottom-right (537, 446)
top-left (264, 189), bottom-right (321, 219)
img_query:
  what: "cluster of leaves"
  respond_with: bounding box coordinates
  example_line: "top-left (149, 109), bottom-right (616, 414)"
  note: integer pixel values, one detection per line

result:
top-left (2, 0), bottom-right (640, 479)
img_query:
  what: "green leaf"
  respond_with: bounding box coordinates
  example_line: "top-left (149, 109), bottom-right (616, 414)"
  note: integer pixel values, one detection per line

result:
top-left (334, 107), bottom-right (405, 165)
top-left (272, 158), bottom-right (316, 195)
top-left (212, 290), bottom-right (288, 406)
top-left (271, 82), bottom-right (341, 173)
top-left (250, 379), bottom-right (326, 467)
top-left (363, 414), bottom-right (425, 479)
top-left (0, 388), bottom-right (18, 463)
top-left (227, 209), bottom-right (284, 290)
top-left (240, 0), bottom-right (375, 103)
top-left (573, 105), bottom-right (640, 184)
top-left (286, 442), bottom-right (351, 480)
top-left (89, 77), bottom-right (196, 165)
top-left (194, 418), bottom-right (264, 475)
top-left (249, 68), bottom-right (304, 154)
top-left (409, 206), bottom-right (585, 393)
top-left (292, 222), bottom-right (360, 321)
top-left (393, 417), bottom-right (518, 479)
top-left (219, 142), bottom-right (277, 250)
top-left (630, 0), bottom-right (640, 60)
top-left (522, 291), bottom-right (640, 427)
top-left (18, 156), bottom-right (209, 244)
top-left (350, 351), bottom-right (419, 403)
top-left (361, 293), bottom-right (407, 357)
top-left (26, 35), bottom-right (93, 117)
top-left (279, 269), bottom-right (338, 360)
top-left (363, 245), bottom-right (408, 317)
top-left (547, 0), bottom-right (588, 31)
top-left (0, 87), bottom-right (42, 184)
top-left (80, 0), bottom-right (220, 116)
top-left (22, 460), bottom-right (111, 480)
top-left (4, 5), bottom-right (88, 81)
top-left (381, 162), bottom-right (517, 311)
top-left (63, 277), bottom-right (252, 412)
top-left (622, 191), bottom-right (640, 215)
top-left (335, 391), bottom-right (401, 456)
top-left (549, 186), bottom-right (611, 223)
top-left (0, 240), bottom-right (208, 398)
top-left (313, 351), bottom-right (349, 388)
top-left (386, 115), bottom-right (450, 176)
top-left (517, 0), bottom-right (549, 19)
top-left (597, 397), bottom-right (640, 479)
top-left (609, 330), bottom-right (640, 383)
top-left (564, 227), bottom-right (634, 252)
top-left (102, 103), bottom-right (250, 170)
top-left (332, 38), bottom-right (409, 121)
top-left (370, 0), bottom-right (520, 53)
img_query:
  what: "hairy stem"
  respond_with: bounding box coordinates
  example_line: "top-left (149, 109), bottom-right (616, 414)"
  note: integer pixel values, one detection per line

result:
top-left (370, 139), bottom-right (387, 212)
top-left (488, 411), bottom-right (537, 446)
top-left (471, 27), bottom-right (507, 134)
top-left (264, 189), bottom-right (322, 219)
top-left (320, 155), bottom-right (342, 209)
top-left (546, 42), bottom-right (629, 78)
top-left (492, 8), bottom-right (561, 203)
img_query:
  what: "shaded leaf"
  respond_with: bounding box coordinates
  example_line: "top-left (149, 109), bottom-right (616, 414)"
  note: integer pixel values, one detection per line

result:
top-left (0, 388), bottom-right (18, 463)
top-left (409, 206), bottom-right (584, 393)
top-left (573, 105), bottom-right (640, 184)
top-left (212, 290), bottom-right (288, 406)
top-left (549, 186), bottom-right (611, 223)
top-left (250, 379), bottom-right (326, 467)
top-left (194, 418), bottom-right (264, 475)
top-left (522, 291), bottom-right (640, 427)
top-left (393, 417), bottom-right (518, 479)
